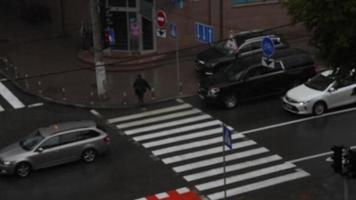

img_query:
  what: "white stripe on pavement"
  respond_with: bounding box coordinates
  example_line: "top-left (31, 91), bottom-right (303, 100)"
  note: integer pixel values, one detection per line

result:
top-left (176, 187), bottom-right (190, 194)
top-left (163, 140), bottom-right (256, 164)
top-left (0, 104), bottom-right (4, 112)
top-left (142, 128), bottom-right (223, 148)
top-left (0, 82), bottom-right (24, 109)
top-left (207, 169), bottom-right (309, 200)
top-left (173, 147), bottom-right (269, 173)
top-left (107, 104), bottom-right (192, 124)
top-left (133, 120), bottom-right (221, 142)
top-left (152, 132), bottom-right (244, 156)
top-left (155, 192), bottom-right (169, 199)
top-left (0, 78), bottom-right (7, 82)
top-left (240, 106), bottom-right (356, 136)
top-left (27, 102), bottom-right (44, 108)
top-left (117, 109), bottom-right (201, 129)
top-left (184, 155), bottom-right (282, 181)
top-left (196, 162), bottom-right (296, 191)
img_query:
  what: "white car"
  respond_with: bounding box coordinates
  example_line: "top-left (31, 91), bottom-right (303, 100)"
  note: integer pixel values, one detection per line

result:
top-left (282, 69), bottom-right (356, 115)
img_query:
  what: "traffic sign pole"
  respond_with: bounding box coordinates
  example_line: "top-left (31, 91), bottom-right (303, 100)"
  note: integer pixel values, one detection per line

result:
top-left (175, 26), bottom-right (181, 95)
top-left (222, 126), bottom-right (227, 200)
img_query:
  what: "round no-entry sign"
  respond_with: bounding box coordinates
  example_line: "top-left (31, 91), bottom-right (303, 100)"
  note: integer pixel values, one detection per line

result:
top-left (156, 10), bottom-right (167, 28)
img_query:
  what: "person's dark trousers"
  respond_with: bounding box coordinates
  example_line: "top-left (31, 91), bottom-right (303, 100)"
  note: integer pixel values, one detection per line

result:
top-left (136, 91), bottom-right (144, 106)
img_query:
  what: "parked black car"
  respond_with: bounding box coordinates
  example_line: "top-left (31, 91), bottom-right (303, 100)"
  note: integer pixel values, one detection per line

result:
top-left (195, 30), bottom-right (289, 76)
top-left (198, 48), bottom-right (316, 108)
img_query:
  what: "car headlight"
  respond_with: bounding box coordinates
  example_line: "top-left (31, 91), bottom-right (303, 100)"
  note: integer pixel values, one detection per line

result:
top-left (208, 88), bottom-right (220, 96)
top-left (0, 159), bottom-right (11, 165)
top-left (297, 101), bottom-right (310, 106)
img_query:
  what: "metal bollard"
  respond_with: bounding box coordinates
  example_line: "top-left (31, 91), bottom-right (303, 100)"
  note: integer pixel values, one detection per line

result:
top-left (151, 88), bottom-right (155, 100)
top-left (24, 73), bottom-right (29, 89)
top-left (122, 92), bottom-right (127, 105)
top-left (37, 81), bottom-right (42, 95)
top-left (179, 82), bottom-right (183, 95)
top-left (90, 91), bottom-right (95, 105)
top-left (61, 88), bottom-right (67, 101)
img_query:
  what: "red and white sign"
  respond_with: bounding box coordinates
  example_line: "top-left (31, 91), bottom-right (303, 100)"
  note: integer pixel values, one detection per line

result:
top-left (156, 10), bottom-right (167, 28)
top-left (136, 187), bottom-right (202, 200)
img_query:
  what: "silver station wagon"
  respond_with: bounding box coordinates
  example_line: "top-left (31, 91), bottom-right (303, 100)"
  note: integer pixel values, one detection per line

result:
top-left (0, 121), bottom-right (110, 178)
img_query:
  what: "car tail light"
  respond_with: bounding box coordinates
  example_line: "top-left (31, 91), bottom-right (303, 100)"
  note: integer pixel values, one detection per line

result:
top-left (103, 136), bottom-right (111, 144)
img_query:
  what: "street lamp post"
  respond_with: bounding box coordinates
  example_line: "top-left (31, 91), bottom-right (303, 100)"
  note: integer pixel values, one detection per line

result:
top-left (89, 0), bottom-right (107, 100)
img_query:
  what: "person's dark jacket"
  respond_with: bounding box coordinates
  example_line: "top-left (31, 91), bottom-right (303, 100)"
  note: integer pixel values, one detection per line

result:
top-left (133, 77), bottom-right (151, 95)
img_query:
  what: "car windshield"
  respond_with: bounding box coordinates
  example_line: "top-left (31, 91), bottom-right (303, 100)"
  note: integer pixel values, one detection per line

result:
top-left (214, 41), bottom-right (233, 55)
top-left (305, 73), bottom-right (335, 91)
top-left (19, 130), bottom-right (45, 151)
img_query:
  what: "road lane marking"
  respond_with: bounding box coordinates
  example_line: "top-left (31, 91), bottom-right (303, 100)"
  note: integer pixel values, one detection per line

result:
top-left (207, 169), bottom-right (309, 200)
top-left (152, 132), bottom-right (244, 156)
top-left (0, 104), bottom-right (4, 112)
top-left (0, 82), bottom-right (24, 109)
top-left (289, 145), bottom-right (356, 164)
top-left (240, 106), bottom-right (356, 135)
top-left (117, 109), bottom-right (201, 129)
top-left (196, 162), bottom-right (296, 191)
top-left (162, 140), bottom-right (256, 164)
top-left (132, 120), bottom-right (221, 141)
top-left (27, 102), bottom-right (44, 108)
top-left (173, 147), bottom-right (269, 173)
top-left (107, 103), bottom-right (192, 124)
top-left (142, 127), bottom-right (223, 148)
top-left (0, 78), bottom-right (7, 82)
top-left (184, 155), bottom-right (282, 181)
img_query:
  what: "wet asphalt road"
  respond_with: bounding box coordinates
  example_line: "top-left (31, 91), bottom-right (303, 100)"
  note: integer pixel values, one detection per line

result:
top-left (1, 82), bottom-right (356, 200)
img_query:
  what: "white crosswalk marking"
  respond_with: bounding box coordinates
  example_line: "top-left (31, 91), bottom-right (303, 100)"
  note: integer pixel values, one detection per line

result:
top-left (132, 120), bottom-right (221, 141)
top-left (0, 82), bottom-right (24, 109)
top-left (109, 103), bottom-right (310, 199)
top-left (184, 155), bottom-right (282, 181)
top-left (117, 109), bottom-right (201, 129)
top-left (0, 104), bottom-right (4, 112)
top-left (162, 140), bottom-right (256, 164)
top-left (207, 169), bottom-right (310, 200)
top-left (152, 132), bottom-right (244, 156)
top-left (125, 114), bottom-right (214, 136)
top-left (108, 104), bottom-right (192, 124)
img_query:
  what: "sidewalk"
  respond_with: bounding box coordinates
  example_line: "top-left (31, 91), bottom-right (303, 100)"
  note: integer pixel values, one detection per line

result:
top-left (0, 36), bottom-right (201, 109)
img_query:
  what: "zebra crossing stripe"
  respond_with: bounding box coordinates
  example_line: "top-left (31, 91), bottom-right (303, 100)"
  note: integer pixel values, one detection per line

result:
top-left (132, 120), bottom-right (222, 142)
top-left (207, 169), bottom-right (309, 200)
top-left (0, 82), bottom-right (24, 109)
top-left (173, 147), bottom-right (269, 173)
top-left (107, 104), bottom-right (192, 124)
top-left (0, 104), bottom-right (4, 112)
top-left (142, 128), bottom-right (223, 148)
top-left (162, 140), bottom-right (256, 164)
top-left (184, 155), bottom-right (282, 181)
top-left (152, 132), bottom-right (244, 156)
top-left (117, 109), bottom-right (201, 129)
top-left (195, 162), bottom-right (296, 191)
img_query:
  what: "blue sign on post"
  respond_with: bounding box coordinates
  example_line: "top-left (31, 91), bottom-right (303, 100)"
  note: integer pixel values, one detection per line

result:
top-left (262, 37), bottom-right (275, 58)
top-left (195, 22), bottom-right (214, 44)
top-left (170, 23), bottom-right (177, 38)
top-left (223, 125), bottom-right (232, 150)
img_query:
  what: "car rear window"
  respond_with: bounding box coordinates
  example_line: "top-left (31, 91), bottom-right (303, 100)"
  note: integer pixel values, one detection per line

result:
top-left (281, 54), bottom-right (314, 69)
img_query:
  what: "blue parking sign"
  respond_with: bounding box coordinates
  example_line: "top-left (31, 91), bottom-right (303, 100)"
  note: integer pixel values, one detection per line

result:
top-left (262, 37), bottom-right (275, 58)
top-left (170, 23), bottom-right (177, 38)
top-left (223, 125), bottom-right (232, 149)
top-left (195, 22), bottom-right (214, 44)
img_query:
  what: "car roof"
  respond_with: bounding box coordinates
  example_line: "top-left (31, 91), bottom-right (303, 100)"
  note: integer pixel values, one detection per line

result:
top-left (39, 120), bottom-right (97, 137)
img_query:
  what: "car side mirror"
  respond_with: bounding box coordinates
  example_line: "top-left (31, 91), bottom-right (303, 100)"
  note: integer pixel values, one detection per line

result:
top-left (328, 87), bottom-right (336, 93)
top-left (36, 147), bottom-right (44, 153)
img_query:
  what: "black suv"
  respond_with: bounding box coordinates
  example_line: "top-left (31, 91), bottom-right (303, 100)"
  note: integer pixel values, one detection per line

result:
top-left (198, 48), bottom-right (316, 108)
top-left (195, 30), bottom-right (289, 76)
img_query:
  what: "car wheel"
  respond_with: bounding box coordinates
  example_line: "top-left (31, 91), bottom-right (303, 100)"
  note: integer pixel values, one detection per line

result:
top-left (15, 162), bottom-right (31, 178)
top-left (82, 149), bottom-right (97, 163)
top-left (313, 101), bottom-right (326, 115)
top-left (223, 94), bottom-right (237, 109)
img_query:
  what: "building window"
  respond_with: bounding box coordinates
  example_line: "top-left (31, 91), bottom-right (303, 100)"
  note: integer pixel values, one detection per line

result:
top-left (231, 0), bottom-right (277, 5)
top-left (109, 0), bottom-right (136, 7)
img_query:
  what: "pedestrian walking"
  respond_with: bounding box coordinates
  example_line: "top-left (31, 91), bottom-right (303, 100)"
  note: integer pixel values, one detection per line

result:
top-left (133, 74), bottom-right (151, 107)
